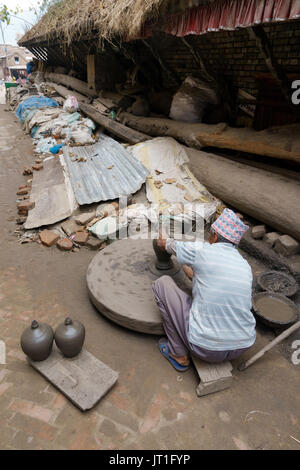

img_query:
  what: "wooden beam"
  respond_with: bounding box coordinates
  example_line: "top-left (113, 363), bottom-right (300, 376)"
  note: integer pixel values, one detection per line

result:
top-left (121, 42), bottom-right (160, 87)
top-left (79, 102), bottom-right (150, 144)
top-left (119, 111), bottom-right (300, 164)
top-left (180, 37), bottom-right (214, 84)
top-left (45, 72), bottom-right (97, 97)
top-left (249, 25), bottom-right (292, 105)
top-left (142, 39), bottom-right (181, 86)
top-left (87, 55), bottom-right (96, 92)
top-left (46, 82), bottom-right (90, 104)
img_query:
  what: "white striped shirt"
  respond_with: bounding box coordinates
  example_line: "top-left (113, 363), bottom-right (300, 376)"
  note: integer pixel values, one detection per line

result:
top-left (170, 240), bottom-right (256, 351)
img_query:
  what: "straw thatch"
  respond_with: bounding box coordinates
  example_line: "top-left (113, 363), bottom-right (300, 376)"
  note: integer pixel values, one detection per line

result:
top-left (19, 0), bottom-right (213, 46)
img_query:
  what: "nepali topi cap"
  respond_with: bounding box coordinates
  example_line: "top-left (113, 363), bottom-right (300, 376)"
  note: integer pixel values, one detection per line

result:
top-left (212, 208), bottom-right (249, 244)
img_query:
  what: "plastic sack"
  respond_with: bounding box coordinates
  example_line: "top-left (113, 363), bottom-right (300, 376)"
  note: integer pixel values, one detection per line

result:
top-left (35, 137), bottom-right (57, 154)
top-left (63, 96), bottom-right (79, 114)
top-left (88, 216), bottom-right (128, 241)
top-left (16, 96), bottom-right (59, 123)
top-left (67, 128), bottom-right (95, 145)
top-left (169, 77), bottom-right (219, 123)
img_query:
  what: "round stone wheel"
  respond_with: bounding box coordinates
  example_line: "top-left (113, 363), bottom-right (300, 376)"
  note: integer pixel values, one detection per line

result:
top-left (86, 238), bottom-right (191, 335)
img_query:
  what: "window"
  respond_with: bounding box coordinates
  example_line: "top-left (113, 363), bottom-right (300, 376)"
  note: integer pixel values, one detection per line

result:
top-left (14, 56), bottom-right (19, 64)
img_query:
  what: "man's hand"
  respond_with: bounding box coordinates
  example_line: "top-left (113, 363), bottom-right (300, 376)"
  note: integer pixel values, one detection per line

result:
top-left (183, 265), bottom-right (194, 280)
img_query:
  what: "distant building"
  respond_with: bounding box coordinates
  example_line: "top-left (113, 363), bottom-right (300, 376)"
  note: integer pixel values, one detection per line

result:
top-left (0, 44), bottom-right (33, 80)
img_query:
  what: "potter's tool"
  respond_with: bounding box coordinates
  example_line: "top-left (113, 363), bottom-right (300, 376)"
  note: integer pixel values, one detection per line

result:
top-left (238, 320), bottom-right (300, 371)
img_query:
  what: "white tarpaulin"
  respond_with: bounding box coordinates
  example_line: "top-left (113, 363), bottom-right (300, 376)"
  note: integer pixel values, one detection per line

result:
top-left (129, 137), bottom-right (220, 217)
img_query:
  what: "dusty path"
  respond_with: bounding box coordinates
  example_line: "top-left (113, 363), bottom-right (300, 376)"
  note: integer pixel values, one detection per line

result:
top-left (0, 105), bottom-right (299, 450)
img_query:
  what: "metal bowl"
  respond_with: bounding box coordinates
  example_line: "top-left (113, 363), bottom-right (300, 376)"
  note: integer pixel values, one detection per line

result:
top-left (252, 292), bottom-right (299, 329)
top-left (256, 270), bottom-right (298, 298)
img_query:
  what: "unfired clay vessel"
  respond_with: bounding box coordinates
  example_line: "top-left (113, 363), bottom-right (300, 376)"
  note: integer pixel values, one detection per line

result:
top-left (54, 318), bottom-right (85, 358)
top-left (152, 239), bottom-right (174, 271)
top-left (21, 320), bottom-right (54, 362)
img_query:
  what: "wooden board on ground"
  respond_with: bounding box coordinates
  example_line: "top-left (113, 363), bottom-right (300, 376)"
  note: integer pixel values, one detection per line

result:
top-left (80, 102), bottom-right (150, 145)
top-left (28, 347), bottom-right (118, 411)
top-left (192, 356), bottom-right (233, 397)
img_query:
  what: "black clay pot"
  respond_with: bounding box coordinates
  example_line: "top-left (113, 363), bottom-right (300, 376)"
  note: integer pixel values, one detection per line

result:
top-left (20, 320), bottom-right (54, 362)
top-left (54, 318), bottom-right (85, 358)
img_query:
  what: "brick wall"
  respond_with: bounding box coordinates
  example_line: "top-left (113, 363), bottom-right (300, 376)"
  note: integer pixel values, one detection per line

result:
top-left (146, 20), bottom-right (300, 97)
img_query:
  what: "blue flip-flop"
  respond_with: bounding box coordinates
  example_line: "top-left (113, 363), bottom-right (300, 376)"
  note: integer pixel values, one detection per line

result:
top-left (158, 338), bottom-right (189, 372)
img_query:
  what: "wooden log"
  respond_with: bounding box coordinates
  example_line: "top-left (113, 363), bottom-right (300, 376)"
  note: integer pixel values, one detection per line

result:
top-left (46, 82), bottom-right (90, 104)
top-left (79, 102), bottom-right (150, 144)
top-left (184, 146), bottom-right (300, 241)
top-left (119, 112), bottom-right (300, 164)
top-left (45, 72), bottom-right (97, 97)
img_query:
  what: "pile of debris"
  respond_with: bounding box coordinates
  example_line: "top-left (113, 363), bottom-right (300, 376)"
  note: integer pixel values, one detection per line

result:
top-left (11, 81), bottom-right (221, 254)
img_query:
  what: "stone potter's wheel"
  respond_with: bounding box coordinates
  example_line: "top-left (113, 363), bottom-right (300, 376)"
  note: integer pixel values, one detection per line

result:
top-left (87, 239), bottom-right (192, 335)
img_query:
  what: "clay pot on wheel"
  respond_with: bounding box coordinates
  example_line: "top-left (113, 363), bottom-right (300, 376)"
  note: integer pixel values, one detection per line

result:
top-left (21, 320), bottom-right (54, 362)
top-left (54, 318), bottom-right (85, 358)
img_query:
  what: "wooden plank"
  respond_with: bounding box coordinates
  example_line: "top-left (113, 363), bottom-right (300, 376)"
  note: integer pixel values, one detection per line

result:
top-left (28, 347), bottom-right (118, 411)
top-left (79, 102), bottom-right (150, 144)
top-left (87, 55), bottom-right (96, 92)
top-left (47, 82), bottom-right (90, 104)
top-left (192, 356), bottom-right (233, 397)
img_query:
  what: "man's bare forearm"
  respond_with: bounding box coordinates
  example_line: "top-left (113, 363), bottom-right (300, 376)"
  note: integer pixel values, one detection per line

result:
top-left (183, 265), bottom-right (194, 280)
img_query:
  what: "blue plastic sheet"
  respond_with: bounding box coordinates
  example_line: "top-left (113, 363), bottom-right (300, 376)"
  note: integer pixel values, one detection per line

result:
top-left (16, 96), bottom-right (59, 123)
top-left (50, 144), bottom-right (65, 154)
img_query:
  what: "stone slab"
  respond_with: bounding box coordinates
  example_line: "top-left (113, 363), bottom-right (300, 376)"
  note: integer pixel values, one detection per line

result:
top-left (28, 347), bottom-right (118, 411)
top-left (87, 239), bottom-right (192, 335)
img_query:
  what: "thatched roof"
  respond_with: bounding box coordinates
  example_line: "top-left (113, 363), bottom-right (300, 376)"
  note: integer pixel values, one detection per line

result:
top-left (19, 0), bottom-right (214, 46)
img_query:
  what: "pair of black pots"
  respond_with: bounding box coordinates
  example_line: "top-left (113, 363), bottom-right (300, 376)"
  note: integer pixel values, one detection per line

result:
top-left (21, 318), bottom-right (85, 362)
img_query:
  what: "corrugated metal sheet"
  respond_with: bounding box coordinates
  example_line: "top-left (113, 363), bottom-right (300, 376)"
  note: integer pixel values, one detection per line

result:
top-left (63, 134), bottom-right (149, 205)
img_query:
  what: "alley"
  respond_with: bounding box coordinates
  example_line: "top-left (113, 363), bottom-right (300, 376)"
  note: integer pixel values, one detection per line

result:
top-left (0, 104), bottom-right (299, 450)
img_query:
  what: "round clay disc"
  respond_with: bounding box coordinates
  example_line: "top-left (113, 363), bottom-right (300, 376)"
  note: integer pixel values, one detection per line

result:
top-left (86, 238), bottom-right (191, 335)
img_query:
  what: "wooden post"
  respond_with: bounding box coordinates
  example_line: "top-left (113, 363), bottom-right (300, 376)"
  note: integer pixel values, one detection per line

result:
top-left (142, 39), bottom-right (181, 86)
top-left (87, 54), bottom-right (96, 92)
top-left (248, 25), bottom-right (292, 105)
top-left (180, 37), bottom-right (214, 84)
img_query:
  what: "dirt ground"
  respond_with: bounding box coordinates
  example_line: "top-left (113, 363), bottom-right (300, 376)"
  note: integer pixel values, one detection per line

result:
top-left (0, 104), bottom-right (299, 450)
